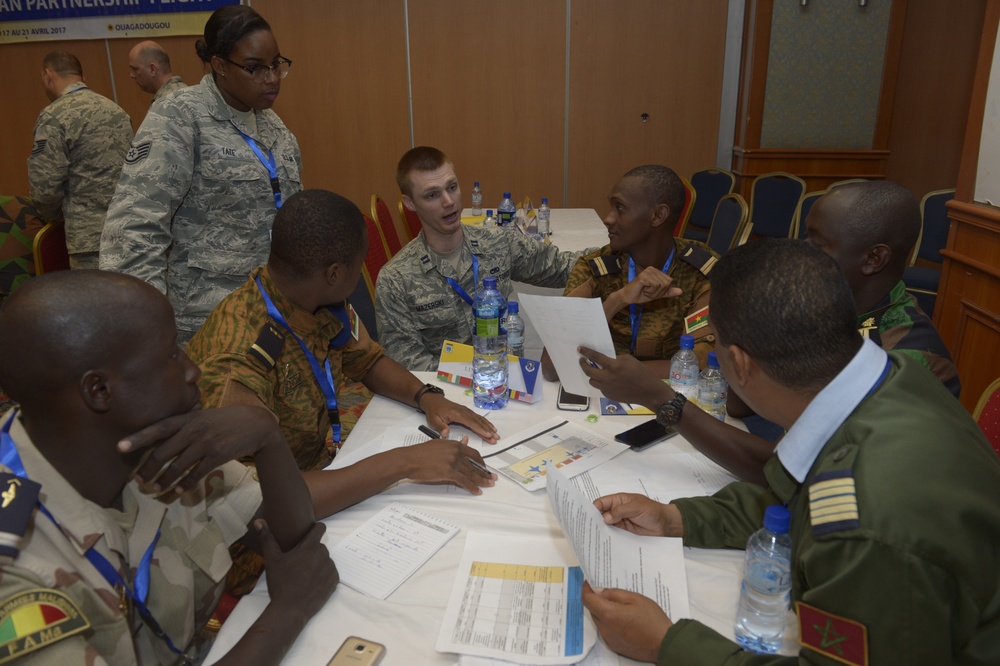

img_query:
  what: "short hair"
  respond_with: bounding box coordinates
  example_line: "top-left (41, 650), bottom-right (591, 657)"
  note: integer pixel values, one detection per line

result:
top-left (622, 165), bottom-right (685, 224)
top-left (42, 51), bottom-right (83, 77)
top-left (140, 43), bottom-right (172, 70)
top-left (710, 238), bottom-right (860, 391)
top-left (396, 146), bottom-right (453, 196)
top-left (831, 180), bottom-right (920, 263)
top-left (196, 5), bottom-right (271, 63)
top-left (269, 190), bottom-right (367, 280)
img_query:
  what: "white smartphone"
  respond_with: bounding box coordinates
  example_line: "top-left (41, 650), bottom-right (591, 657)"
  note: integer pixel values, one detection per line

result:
top-left (557, 384), bottom-right (590, 411)
top-left (327, 637), bottom-right (386, 666)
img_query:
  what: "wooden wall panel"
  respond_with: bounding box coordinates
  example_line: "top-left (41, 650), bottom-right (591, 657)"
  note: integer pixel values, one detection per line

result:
top-left (568, 0), bottom-right (728, 215)
top-left (408, 0), bottom-right (567, 210)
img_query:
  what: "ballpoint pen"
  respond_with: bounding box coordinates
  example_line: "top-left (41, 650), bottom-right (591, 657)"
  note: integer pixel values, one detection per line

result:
top-left (417, 425), bottom-right (493, 476)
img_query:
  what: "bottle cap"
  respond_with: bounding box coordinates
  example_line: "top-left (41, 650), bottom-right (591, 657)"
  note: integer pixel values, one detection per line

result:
top-left (486, 210), bottom-right (493, 216)
top-left (763, 504), bottom-right (791, 534)
top-left (503, 192), bottom-right (511, 198)
top-left (679, 334), bottom-right (695, 349)
top-left (508, 302), bottom-right (519, 313)
top-left (474, 181), bottom-right (480, 187)
top-left (541, 197), bottom-right (548, 204)
top-left (707, 351), bottom-right (719, 367)
top-left (483, 276), bottom-right (498, 289)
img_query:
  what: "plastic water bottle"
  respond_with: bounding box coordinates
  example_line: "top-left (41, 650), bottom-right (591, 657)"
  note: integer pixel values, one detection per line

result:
top-left (483, 209), bottom-right (497, 227)
top-left (669, 334), bottom-right (699, 399)
top-left (734, 505), bottom-right (792, 654)
top-left (471, 181), bottom-right (483, 215)
top-left (537, 198), bottom-right (551, 244)
top-left (498, 192), bottom-right (516, 228)
top-left (697, 350), bottom-right (728, 421)
top-left (473, 276), bottom-right (509, 410)
top-left (505, 301), bottom-right (525, 358)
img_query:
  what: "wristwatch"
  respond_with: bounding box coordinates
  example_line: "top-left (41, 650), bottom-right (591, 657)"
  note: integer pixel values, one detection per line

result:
top-left (413, 383), bottom-right (445, 413)
top-left (655, 393), bottom-right (687, 427)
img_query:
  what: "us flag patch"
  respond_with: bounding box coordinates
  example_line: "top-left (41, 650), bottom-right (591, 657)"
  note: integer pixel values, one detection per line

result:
top-left (30, 139), bottom-right (47, 156)
top-left (124, 142), bottom-right (151, 165)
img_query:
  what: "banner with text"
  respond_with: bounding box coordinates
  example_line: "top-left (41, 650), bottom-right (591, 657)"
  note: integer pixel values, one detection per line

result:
top-left (0, 0), bottom-right (240, 44)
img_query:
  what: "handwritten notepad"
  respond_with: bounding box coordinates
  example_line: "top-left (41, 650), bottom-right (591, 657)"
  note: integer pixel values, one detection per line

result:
top-left (330, 503), bottom-right (460, 599)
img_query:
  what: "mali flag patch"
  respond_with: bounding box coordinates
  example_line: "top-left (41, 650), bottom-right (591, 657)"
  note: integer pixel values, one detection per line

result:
top-left (797, 601), bottom-right (868, 666)
top-left (0, 589), bottom-right (90, 662)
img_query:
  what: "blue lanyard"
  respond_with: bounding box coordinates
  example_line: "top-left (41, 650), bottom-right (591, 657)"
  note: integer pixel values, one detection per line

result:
top-left (627, 248), bottom-right (675, 354)
top-left (255, 277), bottom-right (341, 444)
top-left (237, 131), bottom-right (283, 210)
top-left (445, 254), bottom-right (479, 307)
top-left (0, 414), bottom-right (191, 662)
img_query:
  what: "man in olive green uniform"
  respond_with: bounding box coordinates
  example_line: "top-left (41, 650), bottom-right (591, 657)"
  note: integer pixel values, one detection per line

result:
top-left (28, 51), bottom-right (132, 269)
top-left (127, 40), bottom-right (186, 103)
top-left (541, 165), bottom-right (717, 382)
top-left (576, 239), bottom-right (1000, 665)
top-left (376, 146), bottom-right (581, 371)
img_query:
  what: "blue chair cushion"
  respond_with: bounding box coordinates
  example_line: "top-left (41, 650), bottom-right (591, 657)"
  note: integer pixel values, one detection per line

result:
top-left (903, 265), bottom-right (940, 292)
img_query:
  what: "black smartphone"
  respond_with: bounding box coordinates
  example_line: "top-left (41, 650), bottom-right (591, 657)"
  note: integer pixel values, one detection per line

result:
top-left (557, 384), bottom-right (590, 411)
top-left (614, 419), bottom-right (679, 451)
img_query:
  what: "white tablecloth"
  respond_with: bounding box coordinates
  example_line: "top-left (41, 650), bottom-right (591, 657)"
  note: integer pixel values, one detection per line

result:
top-left (206, 374), bottom-right (798, 665)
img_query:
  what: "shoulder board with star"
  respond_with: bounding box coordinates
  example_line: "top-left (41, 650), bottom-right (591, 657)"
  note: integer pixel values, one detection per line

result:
top-left (676, 240), bottom-right (718, 276)
top-left (247, 322), bottom-right (286, 370)
top-left (587, 255), bottom-right (624, 277)
top-left (0, 588), bottom-right (90, 662)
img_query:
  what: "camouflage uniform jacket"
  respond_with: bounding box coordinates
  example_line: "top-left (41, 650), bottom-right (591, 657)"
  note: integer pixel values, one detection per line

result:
top-left (27, 82), bottom-right (132, 254)
top-left (152, 76), bottom-right (185, 103)
top-left (375, 225), bottom-right (580, 371)
top-left (565, 239), bottom-right (717, 364)
top-left (0, 410), bottom-right (262, 664)
top-left (187, 267), bottom-right (385, 472)
top-left (856, 280), bottom-right (960, 398)
top-left (100, 74), bottom-right (303, 338)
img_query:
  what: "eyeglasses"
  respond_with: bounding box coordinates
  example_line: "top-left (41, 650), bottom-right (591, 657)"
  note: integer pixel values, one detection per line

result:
top-left (222, 57), bottom-right (292, 84)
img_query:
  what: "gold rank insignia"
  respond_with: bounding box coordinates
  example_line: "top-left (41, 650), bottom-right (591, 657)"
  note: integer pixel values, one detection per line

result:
top-left (857, 317), bottom-right (876, 340)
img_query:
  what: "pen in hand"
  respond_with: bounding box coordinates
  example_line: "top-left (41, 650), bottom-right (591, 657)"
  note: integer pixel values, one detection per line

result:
top-left (417, 425), bottom-right (493, 476)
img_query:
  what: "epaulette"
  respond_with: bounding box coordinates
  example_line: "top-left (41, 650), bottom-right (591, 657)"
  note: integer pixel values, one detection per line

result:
top-left (808, 445), bottom-right (861, 538)
top-left (587, 254), bottom-right (624, 277)
top-left (677, 240), bottom-right (718, 276)
top-left (247, 322), bottom-right (286, 370)
top-left (0, 472), bottom-right (41, 559)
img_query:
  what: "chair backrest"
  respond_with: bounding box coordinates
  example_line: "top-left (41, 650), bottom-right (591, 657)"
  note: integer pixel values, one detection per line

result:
top-left (32, 222), bottom-right (70, 275)
top-left (348, 264), bottom-right (379, 342)
top-left (686, 168), bottom-right (736, 239)
top-left (706, 193), bottom-right (749, 256)
top-left (973, 377), bottom-right (1000, 457)
top-left (0, 195), bottom-right (45, 298)
top-left (736, 221), bottom-right (754, 247)
top-left (912, 189), bottom-right (955, 265)
top-left (792, 190), bottom-right (827, 239)
top-left (748, 171), bottom-right (806, 239)
top-left (361, 213), bottom-right (392, 301)
top-left (673, 178), bottom-right (696, 238)
top-left (828, 178), bottom-right (868, 189)
top-left (371, 194), bottom-right (408, 255)
top-left (398, 196), bottom-right (423, 241)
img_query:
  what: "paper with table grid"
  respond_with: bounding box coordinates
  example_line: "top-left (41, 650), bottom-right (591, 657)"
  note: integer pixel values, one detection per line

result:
top-left (329, 502), bottom-right (460, 599)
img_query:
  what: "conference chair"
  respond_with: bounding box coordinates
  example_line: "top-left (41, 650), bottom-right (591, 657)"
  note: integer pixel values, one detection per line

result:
top-left (371, 194), bottom-right (408, 255)
top-left (673, 178), bottom-right (697, 238)
top-left (747, 172), bottom-right (806, 239)
top-left (903, 188), bottom-right (955, 317)
top-left (32, 221), bottom-right (70, 275)
top-left (973, 377), bottom-right (1000, 457)
top-left (361, 213), bottom-right (392, 302)
top-left (705, 194), bottom-right (749, 256)
top-left (0, 195), bottom-right (44, 300)
top-left (685, 168), bottom-right (736, 243)
top-left (791, 190), bottom-right (827, 239)
top-left (828, 178), bottom-right (868, 189)
top-left (398, 196), bottom-right (422, 241)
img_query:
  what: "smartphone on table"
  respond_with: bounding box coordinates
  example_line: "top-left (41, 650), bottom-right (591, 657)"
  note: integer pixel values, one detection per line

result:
top-left (327, 637), bottom-right (386, 666)
top-left (557, 384), bottom-right (590, 411)
top-left (614, 418), bottom-right (679, 451)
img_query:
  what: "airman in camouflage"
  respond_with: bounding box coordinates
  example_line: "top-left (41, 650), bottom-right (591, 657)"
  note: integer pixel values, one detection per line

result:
top-left (377, 147), bottom-right (580, 371)
top-left (101, 7), bottom-right (302, 345)
top-left (127, 40), bottom-right (186, 103)
top-left (28, 51), bottom-right (132, 269)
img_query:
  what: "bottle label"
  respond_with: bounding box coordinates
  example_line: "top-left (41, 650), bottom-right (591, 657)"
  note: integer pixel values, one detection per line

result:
top-left (475, 315), bottom-right (499, 337)
top-left (499, 211), bottom-right (514, 226)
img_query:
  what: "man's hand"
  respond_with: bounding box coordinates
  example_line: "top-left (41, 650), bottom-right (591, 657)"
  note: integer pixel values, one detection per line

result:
top-left (118, 405), bottom-right (282, 495)
top-left (582, 582), bottom-right (672, 663)
top-left (578, 347), bottom-right (672, 409)
top-left (593, 493), bottom-right (682, 538)
top-left (258, 520), bottom-right (338, 622)
top-left (422, 394), bottom-right (500, 444)
top-left (616, 266), bottom-right (682, 307)
top-left (401, 436), bottom-right (497, 495)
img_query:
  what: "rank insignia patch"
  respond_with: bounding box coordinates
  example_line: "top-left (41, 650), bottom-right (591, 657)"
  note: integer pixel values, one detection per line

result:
top-left (0, 589), bottom-right (90, 663)
top-left (809, 468), bottom-right (860, 537)
top-left (797, 602), bottom-right (868, 666)
top-left (0, 473), bottom-right (40, 559)
top-left (124, 142), bottom-right (151, 165)
top-left (30, 140), bottom-right (47, 156)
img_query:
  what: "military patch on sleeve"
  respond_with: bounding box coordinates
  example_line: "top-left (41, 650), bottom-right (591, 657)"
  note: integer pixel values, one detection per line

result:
top-left (796, 601), bottom-right (868, 666)
top-left (587, 255), bottom-right (623, 277)
top-left (679, 245), bottom-right (718, 275)
top-left (247, 322), bottom-right (285, 370)
top-left (0, 473), bottom-right (41, 559)
top-left (809, 468), bottom-right (860, 537)
top-left (0, 589), bottom-right (91, 663)
top-left (29, 140), bottom-right (47, 156)
top-left (349, 304), bottom-right (360, 341)
top-left (123, 142), bottom-right (151, 165)
top-left (684, 305), bottom-right (710, 334)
